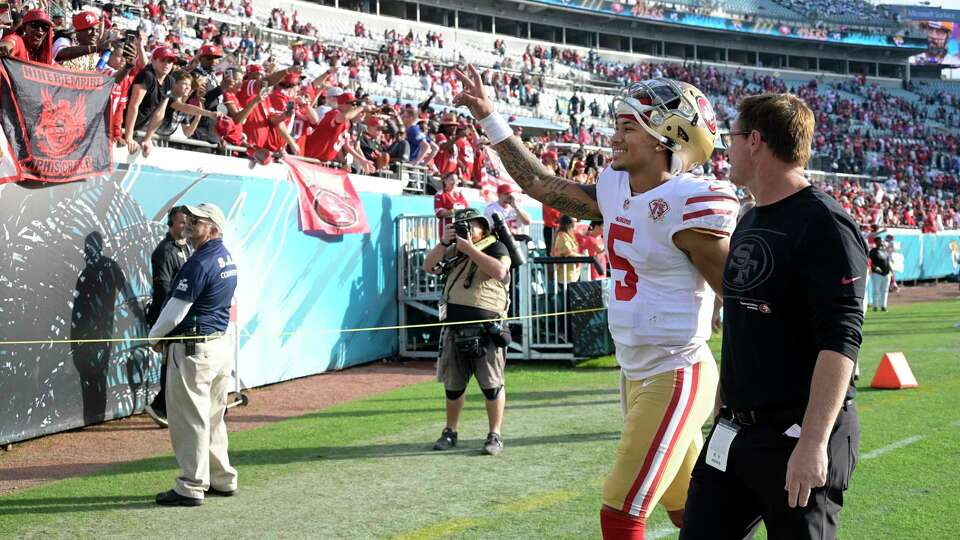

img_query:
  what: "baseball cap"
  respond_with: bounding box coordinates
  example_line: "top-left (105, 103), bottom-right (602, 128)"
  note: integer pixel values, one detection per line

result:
top-left (366, 115), bottom-right (384, 128)
top-left (574, 161), bottom-right (586, 170)
top-left (325, 86), bottom-right (344, 98)
top-left (151, 47), bottom-right (178, 62)
top-left (244, 63), bottom-right (264, 77)
top-left (72, 11), bottom-right (99, 31)
top-left (337, 92), bottom-right (356, 105)
top-left (185, 203), bottom-right (227, 232)
top-left (541, 150), bottom-right (558, 162)
top-left (20, 9), bottom-right (53, 28)
top-left (198, 44), bottom-right (224, 58)
top-left (497, 184), bottom-right (517, 195)
top-left (282, 71), bottom-right (301, 86)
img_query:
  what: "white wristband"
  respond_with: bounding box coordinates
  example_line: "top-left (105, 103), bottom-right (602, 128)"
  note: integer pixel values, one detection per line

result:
top-left (478, 112), bottom-right (512, 145)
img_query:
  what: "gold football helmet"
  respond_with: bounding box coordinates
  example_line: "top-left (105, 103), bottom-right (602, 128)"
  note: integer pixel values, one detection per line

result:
top-left (613, 78), bottom-right (719, 174)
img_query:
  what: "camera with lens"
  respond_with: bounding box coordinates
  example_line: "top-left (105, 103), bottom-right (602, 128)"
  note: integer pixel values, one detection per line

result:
top-left (454, 220), bottom-right (470, 240)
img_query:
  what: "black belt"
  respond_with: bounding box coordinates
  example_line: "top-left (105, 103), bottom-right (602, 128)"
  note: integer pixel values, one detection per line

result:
top-left (727, 399), bottom-right (853, 427)
top-left (168, 331), bottom-right (226, 344)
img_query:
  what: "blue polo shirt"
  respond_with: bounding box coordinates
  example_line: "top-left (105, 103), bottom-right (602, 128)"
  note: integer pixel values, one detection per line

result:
top-left (169, 238), bottom-right (237, 336)
top-left (406, 124), bottom-right (426, 161)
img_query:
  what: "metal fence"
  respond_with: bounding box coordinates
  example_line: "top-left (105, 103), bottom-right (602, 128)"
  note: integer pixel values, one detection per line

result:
top-left (397, 215), bottom-right (610, 362)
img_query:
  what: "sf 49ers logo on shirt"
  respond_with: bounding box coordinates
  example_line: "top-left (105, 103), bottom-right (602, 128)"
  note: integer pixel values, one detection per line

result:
top-left (312, 188), bottom-right (359, 228)
top-left (648, 198), bottom-right (669, 221)
top-left (37, 89), bottom-right (87, 158)
top-left (696, 95), bottom-right (717, 135)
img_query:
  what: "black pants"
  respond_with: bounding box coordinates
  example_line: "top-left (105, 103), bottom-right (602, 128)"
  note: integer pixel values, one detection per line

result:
top-left (681, 403), bottom-right (859, 540)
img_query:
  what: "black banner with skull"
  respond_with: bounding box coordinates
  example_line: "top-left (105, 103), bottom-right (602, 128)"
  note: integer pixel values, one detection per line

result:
top-left (0, 58), bottom-right (113, 182)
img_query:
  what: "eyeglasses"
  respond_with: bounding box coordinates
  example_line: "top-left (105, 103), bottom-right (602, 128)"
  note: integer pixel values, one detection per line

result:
top-left (26, 21), bottom-right (50, 32)
top-left (720, 130), bottom-right (764, 149)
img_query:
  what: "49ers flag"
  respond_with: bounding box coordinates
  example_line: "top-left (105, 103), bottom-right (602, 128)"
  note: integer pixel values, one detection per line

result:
top-left (285, 158), bottom-right (370, 235)
top-left (0, 58), bottom-right (113, 182)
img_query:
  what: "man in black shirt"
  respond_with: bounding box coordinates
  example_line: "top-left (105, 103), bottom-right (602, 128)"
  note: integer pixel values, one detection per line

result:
top-left (682, 94), bottom-right (867, 540)
top-left (868, 237), bottom-right (891, 312)
top-left (124, 47), bottom-right (177, 157)
top-left (144, 206), bottom-right (192, 428)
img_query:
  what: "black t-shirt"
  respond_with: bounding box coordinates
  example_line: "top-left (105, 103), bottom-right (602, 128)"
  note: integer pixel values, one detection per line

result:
top-left (358, 134), bottom-right (383, 161)
top-left (868, 247), bottom-right (891, 275)
top-left (129, 66), bottom-right (174, 132)
top-left (720, 186), bottom-right (868, 412)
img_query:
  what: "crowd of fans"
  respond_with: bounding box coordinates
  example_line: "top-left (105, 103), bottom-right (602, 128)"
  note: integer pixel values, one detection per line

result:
top-left (0, 1), bottom-right (956, 232)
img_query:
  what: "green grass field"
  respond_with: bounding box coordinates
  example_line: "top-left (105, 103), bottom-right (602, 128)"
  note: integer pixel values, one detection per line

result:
top-left (0, 300), bottom-right (958, 539)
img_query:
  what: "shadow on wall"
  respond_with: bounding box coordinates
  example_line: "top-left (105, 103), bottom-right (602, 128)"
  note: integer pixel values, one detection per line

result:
top-left (331, 196), bottom-right (396, 370)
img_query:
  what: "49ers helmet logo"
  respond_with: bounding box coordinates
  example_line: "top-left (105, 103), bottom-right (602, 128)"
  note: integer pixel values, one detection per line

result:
top-left (37, 89), bottom-right (87, 159)
top-left (312, 188), bottom-right (359, 228)
top-left (696, 95), bottom-right (717, 135)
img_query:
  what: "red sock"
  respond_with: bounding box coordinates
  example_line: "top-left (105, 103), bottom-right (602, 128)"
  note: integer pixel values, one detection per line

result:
top-left (600, 506), bottom-right (646, 540)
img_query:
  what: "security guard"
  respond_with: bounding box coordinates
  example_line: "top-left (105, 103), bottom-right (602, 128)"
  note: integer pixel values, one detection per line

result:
top-left (423, 208), bottom-right (512, 455)
top-left (144, 205), bottom-right (192, 428)
top-left (148, 203), bottom-right (239, 506)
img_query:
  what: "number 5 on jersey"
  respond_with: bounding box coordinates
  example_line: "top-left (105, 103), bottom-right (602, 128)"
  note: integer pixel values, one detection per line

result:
top-left (607, 223), bottom-right (638, 301)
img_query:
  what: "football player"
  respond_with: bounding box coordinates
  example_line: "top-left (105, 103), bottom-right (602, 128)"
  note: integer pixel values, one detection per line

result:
top-left (455, 68), bottom-right (736, 539)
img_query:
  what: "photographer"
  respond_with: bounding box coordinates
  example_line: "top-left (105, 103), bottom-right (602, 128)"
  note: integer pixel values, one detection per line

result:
top-left (422, 208), bottom-right (512, 456)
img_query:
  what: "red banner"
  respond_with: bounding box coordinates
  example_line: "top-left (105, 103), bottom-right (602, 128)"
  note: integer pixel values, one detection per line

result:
top-left (285, 158), bottom-right (369, 235)
top-left (0, 58), bottom-right (113, 182)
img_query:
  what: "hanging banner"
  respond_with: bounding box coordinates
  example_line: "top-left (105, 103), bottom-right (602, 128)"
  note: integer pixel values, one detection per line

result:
top-left (285, 158), bottom-right (370, 235)
top-left (0, 58), bottom-right (113, 182)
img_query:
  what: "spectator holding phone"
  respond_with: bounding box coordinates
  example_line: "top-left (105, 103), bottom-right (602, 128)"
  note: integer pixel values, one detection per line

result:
top-left (0, 9), bottom-right (55, 64)
top-left (303, 91), bottom-right (374, 171)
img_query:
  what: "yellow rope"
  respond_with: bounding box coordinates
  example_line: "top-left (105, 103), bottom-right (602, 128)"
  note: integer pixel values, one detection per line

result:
top-left (0, 307), bottom-right (607, 346)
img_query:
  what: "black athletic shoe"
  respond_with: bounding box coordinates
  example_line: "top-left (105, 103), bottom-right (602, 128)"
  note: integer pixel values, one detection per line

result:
top-left (483, 432), bottom-right (504, 456)
top-left (432, 427), bottom-right (458, 450)
top-left (205, 487), bottom-right (237, 497)
top-left (145, 404), bottom-right (168, 429)
top-left (155, 489), bottom-right (202, 507)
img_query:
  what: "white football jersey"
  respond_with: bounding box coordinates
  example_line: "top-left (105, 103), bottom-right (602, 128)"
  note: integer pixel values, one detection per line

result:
top-left (597, 167), bottom-right (738, 379)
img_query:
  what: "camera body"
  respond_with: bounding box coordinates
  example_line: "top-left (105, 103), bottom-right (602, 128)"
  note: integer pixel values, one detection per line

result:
top-left (454, 220), bottom-right (470, 240)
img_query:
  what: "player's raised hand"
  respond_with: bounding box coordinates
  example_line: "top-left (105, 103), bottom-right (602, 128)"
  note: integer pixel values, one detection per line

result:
top-left (453, 64), bottom-right (493, 120)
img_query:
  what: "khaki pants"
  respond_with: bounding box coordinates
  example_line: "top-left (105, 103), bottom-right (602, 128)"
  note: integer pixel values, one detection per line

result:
top-left (166, 336), bottom-right (238, 499)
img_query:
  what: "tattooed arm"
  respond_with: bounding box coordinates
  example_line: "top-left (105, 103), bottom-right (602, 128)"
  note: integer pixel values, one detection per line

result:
top-left (454, 65), bottom-right (601, 221)
top-left (492, 136), bottom-right (601, 220)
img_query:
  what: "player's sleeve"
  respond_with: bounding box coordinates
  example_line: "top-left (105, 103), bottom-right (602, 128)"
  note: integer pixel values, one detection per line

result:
top-left (669, 179), bottom-right (739, 239)
top-left (797, 206), bottom-right (868, 362)
top-left (170, 260), bottom-right (205, 303)
top-left (594, 166), bottom-right (621, 218)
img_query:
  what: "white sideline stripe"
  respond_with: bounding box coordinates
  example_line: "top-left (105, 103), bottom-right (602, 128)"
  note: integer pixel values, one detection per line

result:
top-left (647, 525), bottom-right (677, 539)
top-left (862, 435), bottom-right (926, 460)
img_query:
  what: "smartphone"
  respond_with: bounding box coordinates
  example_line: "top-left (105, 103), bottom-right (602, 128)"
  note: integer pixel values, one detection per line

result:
top-left (286, 100), bottom-right (295, 113)
top-left (123, 29), bottom-right (138, 49)
top-left (0, 3), bottom-right (12, 27)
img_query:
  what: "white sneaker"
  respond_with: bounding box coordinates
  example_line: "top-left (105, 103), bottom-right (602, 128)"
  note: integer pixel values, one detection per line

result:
top-left (145, 404), bottom-right (169, 428)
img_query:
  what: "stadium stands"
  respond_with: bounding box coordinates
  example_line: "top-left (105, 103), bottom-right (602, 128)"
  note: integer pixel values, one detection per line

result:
top-left (0, 0), bottom-right (956, 231)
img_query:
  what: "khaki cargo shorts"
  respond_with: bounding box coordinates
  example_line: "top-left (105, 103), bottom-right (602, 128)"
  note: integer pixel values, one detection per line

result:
top-left (437, 326), bottom-right (505, 391)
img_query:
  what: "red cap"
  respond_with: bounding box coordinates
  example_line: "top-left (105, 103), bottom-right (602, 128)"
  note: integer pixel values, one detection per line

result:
top-left (366, 116), bottom-right (384, 128)
top-left (151, 46), bottom-right (178, 61)
top-left (72, 11), bottom-right (100, 31)
top-left (244, 63), bottom-right (264, 77)
top-left (216, 117), bottom-right (245, 146)
top-left (282, 71), bottom-right (301, 85)
top-left (497, 184), bottom-right (517, 195)
top-left (337, 92), bottom-right (356, 105)
top-left (574, 161), bottom-right (586, 170)
top-left (20, 9), bottom-right (53, 27)
top-left (198, 44), bottom-right (223, 58)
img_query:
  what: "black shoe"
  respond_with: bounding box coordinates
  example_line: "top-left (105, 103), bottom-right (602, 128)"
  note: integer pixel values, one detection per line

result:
top-left (145, 404), bottom-right (168, 429)
top-left (155, 489), bottom-right (202, 507)
top-left (881, 307), bottom-right (887, 312)
top-left (432, 427), bottom-right (458, 450)
top-left (483, 432), bottom-right (503, 456)
top-left (205, 487), bottom-right (237, 497)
